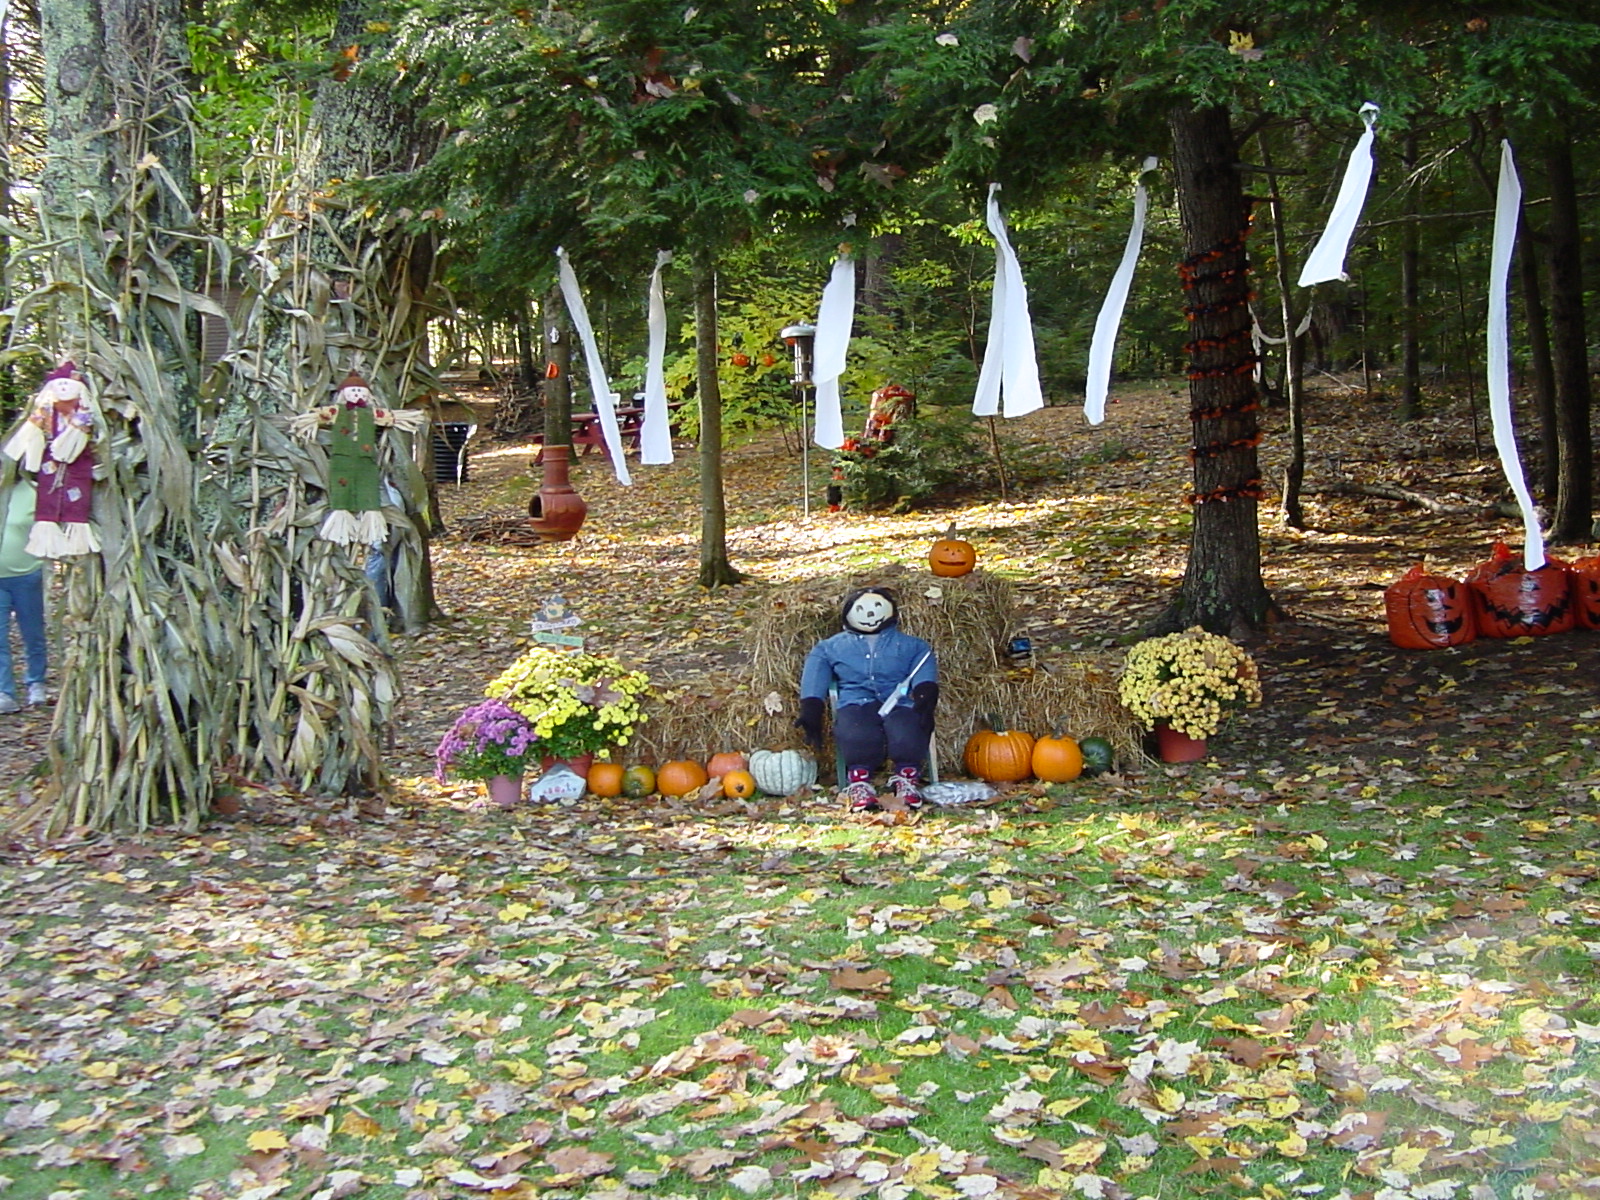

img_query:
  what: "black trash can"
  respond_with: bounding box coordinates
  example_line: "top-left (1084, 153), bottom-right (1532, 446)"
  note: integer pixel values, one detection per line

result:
top-left (432, 422), bottom-right (473, 483)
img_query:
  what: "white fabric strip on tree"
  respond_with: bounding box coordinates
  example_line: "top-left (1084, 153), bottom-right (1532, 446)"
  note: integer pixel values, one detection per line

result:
top-left (812, 255), bottom-right (855, 449)
top-left (973, 184), bottom-right (1044, 419)
top-left (1486, 141), bottom-right (1545, 570)
top-left (1298, 102), bottom-right (1380, 287)
top-left (640, 251), bottom-right (674, 465)
top-left (1084, 156), bottom-right (1158, 426)
top-left (556, 247), bottom-right (631, 485)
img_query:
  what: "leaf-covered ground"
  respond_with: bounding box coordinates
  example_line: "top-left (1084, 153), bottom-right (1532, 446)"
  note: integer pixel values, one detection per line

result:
top-left (1, 382), bottom-right (1597, 1200)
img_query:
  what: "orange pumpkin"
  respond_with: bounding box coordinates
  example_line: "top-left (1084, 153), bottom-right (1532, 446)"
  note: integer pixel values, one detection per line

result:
top-left (621, 765), bottom-right (656, 798)
top-left (657, 760), bottom-right (709, 797)
top-left (705, 751), bottom-right (749, 778)
top-left (1384, 563), bottom-right (1477, 650)
top-left (929, 522), bottom-right (976, 578)
top-left (1571, 556), bottom-right (1600, 630)
top-left (963, 721), bottom-right (1035, 783)
top-left (586, 761), bottom-right (625, 797)
top-left (721, 769), bottom-right (758, 798)
top-left (1466, 542), bottom-right (1574, 638)
top-left (1031, 734), bottom-right (1083, 783)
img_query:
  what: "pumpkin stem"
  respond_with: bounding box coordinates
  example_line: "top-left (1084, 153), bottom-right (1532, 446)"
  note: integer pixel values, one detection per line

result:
top-left (942, 520), bottom-right (958, 540)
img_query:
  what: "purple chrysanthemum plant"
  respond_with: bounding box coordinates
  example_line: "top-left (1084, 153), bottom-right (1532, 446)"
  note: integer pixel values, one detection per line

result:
top-left (435, 699), bottom-right (540, 782)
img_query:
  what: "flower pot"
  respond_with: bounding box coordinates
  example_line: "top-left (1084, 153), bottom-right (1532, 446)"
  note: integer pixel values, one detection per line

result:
top-left (539, 752), bottom-right (594, 780)
top-left (1154, 722), bottom-right (1208, 763)
top-left (485, 773), bottom-right (524, 807)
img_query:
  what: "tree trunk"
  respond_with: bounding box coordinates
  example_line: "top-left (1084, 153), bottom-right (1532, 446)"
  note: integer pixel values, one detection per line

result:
top-left (515, 300), bottom-right (536, 393)
top-left (1397, 134), bottom-right (1424, 422)
top-left (1158, 105), bottom-right (1275, 636)
top-left (1543, 137), bottom-right (1593, 542)
top-left (543, 284), bottom-right (572, 449)
top-left (692, 249), bottom-right (744, 588)
top-left (1259, 134), bottom-right (1306, 529)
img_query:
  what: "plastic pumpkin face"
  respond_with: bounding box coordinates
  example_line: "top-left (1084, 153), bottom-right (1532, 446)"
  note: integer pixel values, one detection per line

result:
top-left (929, 537), bottom-right (976, 577)
top-left (845, 591), bottom-right (895, 634)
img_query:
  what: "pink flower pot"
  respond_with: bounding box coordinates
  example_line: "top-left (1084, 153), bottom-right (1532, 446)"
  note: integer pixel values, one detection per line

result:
top-left (485, 774), bottom-right (524, 807)
top-left (1154, 722), bottom-right (1208, 763)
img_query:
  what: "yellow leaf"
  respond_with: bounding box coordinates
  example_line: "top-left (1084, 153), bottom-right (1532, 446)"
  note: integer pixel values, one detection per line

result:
top-left (1524, 1099), bottom-right (1571, 1123)
top-left (1390, 1143), bottom-right (1429, 1173)
top-left (498, 902), bottom-right (532, 921)
top-left (1059, 1138), bottom-right (1106, 1167)
top-left (500, 1059), bottom-right (543, 1084)
top-left (55, 1115), bottom-right (96, 1133)
top-left (415, 923), bottom-right (451, 937)
top-left (1470, 1128), bottom-right (1516, 1149)
top-left (1305, 833), bottom-right (1328, 852)
top-left (938, 893), bottom-right (970, 911)
top-left (246, 1129), bottom-right (289, 1152)
top-left (904, 1151), bottom-right (942, 1185)
top-left (1266, 1095), bottom-right (1300, 1118)
top-left (986, 887), bottom-right (1015, 909)
top-left (82, 1061), bottom-right (119, 1079)
top-left (1044, 1096), bottom-right (1090, 1117)
top-left (440, 1066), bottom-right (472, 1085)
top-left (1038, 1167), bottom-right (1077, 1190)
top-left (338, 1111), bottom-right (384, 1139)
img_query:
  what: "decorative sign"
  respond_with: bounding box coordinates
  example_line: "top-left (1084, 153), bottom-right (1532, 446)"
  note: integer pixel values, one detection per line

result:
top-left (530, 595), bottom-right (585, 652)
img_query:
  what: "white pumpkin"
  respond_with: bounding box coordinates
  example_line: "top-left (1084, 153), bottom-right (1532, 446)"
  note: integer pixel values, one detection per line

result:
top-left (748, 748), bottom-right (818, 796)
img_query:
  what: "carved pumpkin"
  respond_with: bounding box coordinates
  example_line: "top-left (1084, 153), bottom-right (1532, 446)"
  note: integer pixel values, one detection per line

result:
top-left (656, 760), bottom-right (708, 797)
top-left (706, 751), bottom-right (749, 779)
top-left (929, 522), bottom-right (976, 578)
top-left (1466, 542), bottom-right (1575, 638)
top-left (748, 748), bottom-right (818, 796)
top-left (1571, 556), bottom-right (1600, 630)
top-left (721, 769), bottom-right (758, 798)
top-left (963, 720), bottom-right (1035, 783)
top-left (621, 765), bottom-right (656, 798)
top-left (586, 761), bottom-right (625, 797)
top-left (1384, 563), bottom-right (1477, 650)
top-left (1031, 734), bottom-right (1084, 783)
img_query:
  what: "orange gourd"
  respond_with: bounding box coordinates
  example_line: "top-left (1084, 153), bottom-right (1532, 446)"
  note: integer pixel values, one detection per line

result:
top-left (657, 760), bottom-right (709, 797)
top-left (731, 352), bottom-right (751, 368)
top-left (721, 769), bottom-right (758, 798)
top-left (963, 719), bottom-right (1035, 783)
top-left (621, 765), bottom-right (656, 798)
top-left (1466, 542), bottom-right (1574, 638)
top-left (1031, 734), bottom-right (1083, 783)
top-left (705, 751), bottom-right (749, 778)
top-left (586, 761), bottom-right (625, 797)
top-left (929, 522), bottom-right (976, 578)
top-left (1384, 563), bottom-right (1477, 650)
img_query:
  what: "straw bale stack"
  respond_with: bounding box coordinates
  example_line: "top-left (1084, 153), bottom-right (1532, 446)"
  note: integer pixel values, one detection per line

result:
top-left (631, 566), bottom-right (1146, 777)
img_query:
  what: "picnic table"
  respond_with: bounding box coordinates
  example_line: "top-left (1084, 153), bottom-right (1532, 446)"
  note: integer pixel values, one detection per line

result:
top-left (534, 403), bottom-right (684, 462)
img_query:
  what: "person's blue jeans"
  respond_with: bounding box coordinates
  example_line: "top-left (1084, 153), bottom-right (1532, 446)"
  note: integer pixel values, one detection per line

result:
top-left (0, 569), bottom-right (47, 700)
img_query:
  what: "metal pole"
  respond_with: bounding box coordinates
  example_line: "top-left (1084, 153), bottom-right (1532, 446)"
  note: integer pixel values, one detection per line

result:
top-left (781, 322), bottom-right (817, 519)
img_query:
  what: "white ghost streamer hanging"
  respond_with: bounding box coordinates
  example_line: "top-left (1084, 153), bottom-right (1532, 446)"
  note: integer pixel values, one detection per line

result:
top-left (1485, 140), bottom-right (1546, 570)
top-left (556, 247), bottom-right (631, 485)
top-left (1084, 157), bottom-right (1158, 426)
top-left (1298, 102), bottom-right (1379, 287)
top-left (639, 251), bottom-right (674, 466)
top-left (811, 255), bottom-right (856, 450)
top-left (973, 183), bottom-right (1044, 419)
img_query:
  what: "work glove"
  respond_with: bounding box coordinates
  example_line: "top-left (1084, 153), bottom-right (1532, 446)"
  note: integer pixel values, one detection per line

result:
top-left (796, 696), bottom-right (825, 750)
top-left (910, 681), bottom-right (939, 735)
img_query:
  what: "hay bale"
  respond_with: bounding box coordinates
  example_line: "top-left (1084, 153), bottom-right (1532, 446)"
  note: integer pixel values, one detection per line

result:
top-left (630, 567), bottom-right (1147, 777)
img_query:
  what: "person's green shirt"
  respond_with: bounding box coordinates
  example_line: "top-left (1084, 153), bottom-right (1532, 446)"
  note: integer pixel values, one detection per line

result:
top-left (0, 480), bottom-right (39, 578)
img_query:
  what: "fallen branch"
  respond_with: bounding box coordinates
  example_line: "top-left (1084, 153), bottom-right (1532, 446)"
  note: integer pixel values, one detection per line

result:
top-left (1307, 481), bottom-right (1488, 515)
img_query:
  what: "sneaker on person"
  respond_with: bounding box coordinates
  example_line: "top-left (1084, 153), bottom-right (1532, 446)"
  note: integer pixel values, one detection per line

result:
top-left (0, 694), bottom-right (18, 715)
top-left (840, 780), bottom-right (880, 812)
top-left (887, 768), bottom-right (924, 811)
top-left (26, 683), bottom-right (46, 707)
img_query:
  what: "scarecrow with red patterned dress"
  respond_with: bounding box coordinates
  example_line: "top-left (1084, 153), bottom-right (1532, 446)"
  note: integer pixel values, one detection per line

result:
top-left (1, 362), bottom-right (101, 558)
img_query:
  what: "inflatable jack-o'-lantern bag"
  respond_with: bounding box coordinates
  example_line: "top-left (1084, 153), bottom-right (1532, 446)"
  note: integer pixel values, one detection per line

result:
top-left (1384, 564), bottom-right (1477, 650)
top-left (1569, 555), bottom-right (1600, 631)
top-left (1465, 541), bottom-right (1575, 639)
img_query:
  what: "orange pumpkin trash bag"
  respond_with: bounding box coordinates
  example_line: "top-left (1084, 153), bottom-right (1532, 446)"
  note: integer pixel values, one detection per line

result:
top-left (1569, 556), bottom-right (1600, 630)
top-left (1384, 564), bottom-right (1477, 650)
top-left (1465, 541), bottom-right (1575, 639)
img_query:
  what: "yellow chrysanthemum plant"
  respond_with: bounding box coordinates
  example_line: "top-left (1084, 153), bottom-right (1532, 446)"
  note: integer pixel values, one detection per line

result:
top-left (1116, 627), bottom-right (1262, 741)
top-left (484, 646), bottom-right (651, 760)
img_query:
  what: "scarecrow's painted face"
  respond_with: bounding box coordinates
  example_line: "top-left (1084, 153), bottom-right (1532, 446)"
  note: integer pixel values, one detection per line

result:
top-left (340, 385), bottom-right (373, 406)
top-left (43, 377), bottom-right (83, 405)
top-left (845, 591), bottom-right (894, 634)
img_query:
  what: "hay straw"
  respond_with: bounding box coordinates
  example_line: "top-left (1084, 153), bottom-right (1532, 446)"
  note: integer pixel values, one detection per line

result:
top-left (632, 568), bottom-right (1148, 779)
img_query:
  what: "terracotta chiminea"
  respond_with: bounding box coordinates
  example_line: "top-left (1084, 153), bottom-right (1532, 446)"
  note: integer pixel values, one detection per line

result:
top-left (527, 444), bottom-right (587, 541)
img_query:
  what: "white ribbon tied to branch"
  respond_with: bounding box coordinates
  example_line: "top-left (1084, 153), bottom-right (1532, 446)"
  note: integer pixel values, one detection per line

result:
top-left (973, 183), bottom-right (1043, 419)
top-left (639, 250), bottom-right (674, 465)
top-left (1084, 156), bottom-right (1158, 426)
top-left (556, 246), bottom-right (631, 485)
top-left (812, 255), bottom-right (855, 450)
top-left (1298, 102), bottom-right (1379, 287)
top-left (1486, 140), bottom-right (1546, 570)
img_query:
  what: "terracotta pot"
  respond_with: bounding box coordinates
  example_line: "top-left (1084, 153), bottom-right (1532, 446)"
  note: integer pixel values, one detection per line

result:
top-left (539, 752), bottom-right (594, 780)
top-left (1154, 722), bottom-right (1208, 763)
top-left (486, 774), bottom-right (524, 807)
top-left (528, 445), bottom-right (587, 541)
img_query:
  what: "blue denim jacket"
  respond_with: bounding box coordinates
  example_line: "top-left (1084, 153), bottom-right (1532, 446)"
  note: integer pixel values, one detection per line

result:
top-left (799, 624), bottom-right (937, 711)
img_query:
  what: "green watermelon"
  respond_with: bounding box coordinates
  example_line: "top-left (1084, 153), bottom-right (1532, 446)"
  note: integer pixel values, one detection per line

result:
top-left (1078, 736), bottom-right (1115, 776)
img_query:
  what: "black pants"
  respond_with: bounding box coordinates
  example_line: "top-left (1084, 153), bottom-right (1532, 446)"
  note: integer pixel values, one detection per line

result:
top-left (835, 702), bottom-right (930, 776)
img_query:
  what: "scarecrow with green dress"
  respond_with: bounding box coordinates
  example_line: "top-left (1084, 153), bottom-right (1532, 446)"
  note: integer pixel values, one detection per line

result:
top-left (290, 371), bottom-right (425, 545)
